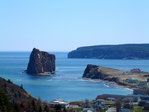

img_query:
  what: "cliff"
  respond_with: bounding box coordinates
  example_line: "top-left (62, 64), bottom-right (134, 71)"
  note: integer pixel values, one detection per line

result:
top-left (27, 48), bottom-right (55, 74)
top-left (83, 64), bottom-right (124, 82)
top-left (68, 44), bottom-right (149, 59)
top-left (83, 64), bottom-right (149, 88)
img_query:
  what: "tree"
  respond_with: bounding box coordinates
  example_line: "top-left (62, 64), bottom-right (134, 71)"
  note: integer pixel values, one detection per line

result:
top-left (115, 99), bottom-right (122, 112)
top-left (20, 84), bottom-right (23, 89)
top-left (55, 104), bottom-right (62, 112)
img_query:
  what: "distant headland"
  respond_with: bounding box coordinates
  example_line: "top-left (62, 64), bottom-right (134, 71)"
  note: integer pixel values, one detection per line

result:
top-left (68, 44), bottom-right (149, 59)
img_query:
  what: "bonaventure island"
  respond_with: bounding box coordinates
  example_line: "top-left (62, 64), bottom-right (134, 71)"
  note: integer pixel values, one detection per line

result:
top-left (1, 44), bottom-right (149, 112)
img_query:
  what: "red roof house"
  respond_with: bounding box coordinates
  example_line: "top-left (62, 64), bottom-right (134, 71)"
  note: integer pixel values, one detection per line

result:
top-left (130, 68), bottom-right (142, 73)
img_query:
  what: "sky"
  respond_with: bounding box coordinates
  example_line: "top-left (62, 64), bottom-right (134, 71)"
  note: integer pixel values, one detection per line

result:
top-left (0, 0), bottom-right (148, 51)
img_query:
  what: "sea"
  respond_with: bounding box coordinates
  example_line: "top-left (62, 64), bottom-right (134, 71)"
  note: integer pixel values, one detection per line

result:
top-left (0, 52), bottom-right (148, 101)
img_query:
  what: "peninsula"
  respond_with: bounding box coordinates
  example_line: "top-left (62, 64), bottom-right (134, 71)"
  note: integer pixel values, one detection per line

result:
top-left (83, 64), bottom-right (149, 90)
top-left (68, 44), bottom-right (149, 59)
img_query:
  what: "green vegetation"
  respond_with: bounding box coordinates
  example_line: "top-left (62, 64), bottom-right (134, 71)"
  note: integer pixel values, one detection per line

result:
top-left (104, 100), bottom-right (115, 106)
top-left (0, 77), bottom-right (68, 112)
top-left (131, 106), bottom-right (144, 112)
top-left (0, 88), bottom-right (13, 112)
top-left (0, 88), bottom-right (55, 112)
top-left (68, 44), bottom-right (149, 59)
top-left (73, 108), bottom-right (83, 112)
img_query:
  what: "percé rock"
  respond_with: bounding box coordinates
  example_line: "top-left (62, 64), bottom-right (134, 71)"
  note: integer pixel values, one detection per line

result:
top-left (68, 44), bottom-right (149, 59)
top-left (27, 48), bottom-right (55, 74)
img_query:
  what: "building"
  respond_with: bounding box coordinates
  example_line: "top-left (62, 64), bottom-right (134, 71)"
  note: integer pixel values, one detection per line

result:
top-left (83, 108), bottom-right (95, 112)
top-left (69, 104), bottom-right (80, 108)
top-left (106, 107), bottom-right (116, 112)
top-left (125, 78), bottom-right (138, 83)
top-left (138, 81), bottom-right (148, 87)
top-left (119, 108), bottom-right (132, 112)
top-left (93, 99), bottom-right (108, 110)
top-left (107, 97), bottom-right (116, 101)
top-left (144, 101), bottom-right (149, 110)
top-left (130, 68), bottom-right (142, 73)
top-left (50, 98), bottom-right (69, 108)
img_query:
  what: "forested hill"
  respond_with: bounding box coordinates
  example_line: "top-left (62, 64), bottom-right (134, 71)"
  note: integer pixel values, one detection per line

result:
top-left (68, 44), bottom-right (149, 59)
top-left (0, 77), bottom-right (59, 112)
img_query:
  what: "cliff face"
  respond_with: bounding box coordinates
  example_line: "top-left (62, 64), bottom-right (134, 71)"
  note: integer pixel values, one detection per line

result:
top-left (83, 64), bottom-right (107, 79)
top-left (83, 64), bottom-right (123, 80)
top-left (68, 44), bottom-right (149, 59)
top-left (27, 48), bottom-right (55, 74)
top-left (83, 64), bottom-right (149, 89)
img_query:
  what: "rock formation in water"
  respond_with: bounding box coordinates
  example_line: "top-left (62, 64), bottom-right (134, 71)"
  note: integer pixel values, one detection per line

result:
top-left (27, 48), bottom-right (55, 74)
top-left (68, 44), bottom-right (149, 59)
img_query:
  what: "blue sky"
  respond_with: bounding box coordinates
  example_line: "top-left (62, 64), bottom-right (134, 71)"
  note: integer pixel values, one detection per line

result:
top-left (0, 0), bottom-right (148, 51)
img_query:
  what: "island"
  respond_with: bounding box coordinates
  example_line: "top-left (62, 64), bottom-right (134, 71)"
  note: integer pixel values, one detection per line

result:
top-left (26, 48), bottom-right (55, 74)
top-left (68, 44), bottom-right (149, 59)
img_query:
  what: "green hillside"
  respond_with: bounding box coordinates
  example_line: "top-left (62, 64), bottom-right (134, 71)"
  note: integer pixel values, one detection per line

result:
top-left (68, 44), bottom-right (149, 59)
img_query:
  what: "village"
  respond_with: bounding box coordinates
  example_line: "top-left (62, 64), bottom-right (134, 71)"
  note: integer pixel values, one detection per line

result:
top-left (48, 68), bottom-right (149, 112)
top-left (48, 93), bottom-right (149, 112)
top-left (121, 68), bottom-right (149, 88)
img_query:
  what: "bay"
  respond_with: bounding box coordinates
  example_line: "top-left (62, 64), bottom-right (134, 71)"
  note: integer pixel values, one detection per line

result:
top-left (1, 52), bottom-right (147, 101)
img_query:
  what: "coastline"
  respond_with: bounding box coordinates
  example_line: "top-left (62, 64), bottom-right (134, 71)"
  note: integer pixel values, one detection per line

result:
top-left (82, 64), bottom-right (149, 93)
top-left (82, 78), bottom-right (134, 92)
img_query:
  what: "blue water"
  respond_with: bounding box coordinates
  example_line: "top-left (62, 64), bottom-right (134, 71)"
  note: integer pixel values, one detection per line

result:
top-left (1, 52), bottom-right (149, 101)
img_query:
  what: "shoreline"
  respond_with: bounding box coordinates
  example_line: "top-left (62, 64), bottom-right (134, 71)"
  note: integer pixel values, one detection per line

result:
top-left (23, 70), bottom-right (55, 76)
top-left (82, 77), bottom-right (134, 92)
top-left (82, 64), bottom-right (149, 93)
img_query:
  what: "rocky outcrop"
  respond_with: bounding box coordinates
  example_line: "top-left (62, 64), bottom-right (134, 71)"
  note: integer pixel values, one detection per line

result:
top-left (27, 48), bottom-right (55, 74)
top-left (83, 64), bottom-right (124, 81)
top-left (83, 64), bottom-right (107, 79)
